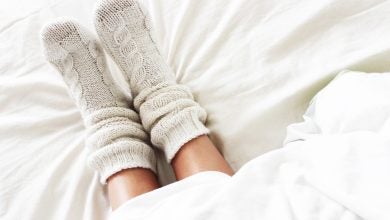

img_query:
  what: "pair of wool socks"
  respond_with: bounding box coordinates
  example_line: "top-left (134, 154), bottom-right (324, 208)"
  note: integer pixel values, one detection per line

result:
top-left (41, 0), bottom-right (209, 183)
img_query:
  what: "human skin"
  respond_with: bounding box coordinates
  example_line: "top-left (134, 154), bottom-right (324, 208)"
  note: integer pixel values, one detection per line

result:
top-left (107, 135), bottom-right (234, 210)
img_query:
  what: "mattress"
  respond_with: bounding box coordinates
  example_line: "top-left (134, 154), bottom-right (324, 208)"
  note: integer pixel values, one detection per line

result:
top-left (2, 0), bottom-right (390, 219)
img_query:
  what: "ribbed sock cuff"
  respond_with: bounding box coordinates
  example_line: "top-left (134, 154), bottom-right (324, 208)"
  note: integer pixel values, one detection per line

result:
top-left (88, 139), bottom-right (157, 184)
top-left (152, 108), bottom-right (210, 162)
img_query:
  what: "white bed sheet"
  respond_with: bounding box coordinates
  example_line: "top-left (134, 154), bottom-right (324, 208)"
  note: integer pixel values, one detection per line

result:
top-left (2, 0), bottom-right (390, 219)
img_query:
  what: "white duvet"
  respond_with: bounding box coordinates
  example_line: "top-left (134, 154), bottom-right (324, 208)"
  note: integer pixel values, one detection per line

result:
top-left (1, 0), bottom-right (390, 219)
top-left (111, 71), bottom-right (390, 220)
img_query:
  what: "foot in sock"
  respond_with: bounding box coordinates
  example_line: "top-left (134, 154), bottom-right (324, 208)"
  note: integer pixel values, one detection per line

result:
top-left (41, 20), bottom-right (156, 183)
top-left (94, 0), bottom-right (209, 162)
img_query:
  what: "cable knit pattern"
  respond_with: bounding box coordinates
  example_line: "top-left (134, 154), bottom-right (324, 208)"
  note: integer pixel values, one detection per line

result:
top-left (94, 0), bottom-right (209, 162)
top-left (41, 20), bottom-right (156, 184)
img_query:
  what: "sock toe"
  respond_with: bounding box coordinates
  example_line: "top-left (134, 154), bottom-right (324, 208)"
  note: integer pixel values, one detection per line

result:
top-left (94, 0), bottom-right (145, 31)
top-left (94, 0), bottom-right (133, 23)
top-left (41, 19), bottom-right (80, 44)
top-left (41, 19), bottom-right (88, 61)
top-left (95, 0), bottom-right (136, 15)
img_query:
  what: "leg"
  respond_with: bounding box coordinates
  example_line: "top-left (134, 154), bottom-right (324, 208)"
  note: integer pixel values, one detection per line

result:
top-left (172, 135), bottom-right (233, 180)
top-left (41, 20), bottom-right (159, 210)
top-left (94, 0), bottom-right (233, 181)
top-left (107, 135), bottom-right (232, 209)
top-left (107, 168), bottom-right (159, 210)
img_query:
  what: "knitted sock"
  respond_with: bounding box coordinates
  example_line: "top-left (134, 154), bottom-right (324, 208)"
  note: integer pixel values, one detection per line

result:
top-left (41, 20), bottom-right (156, 184)
top-left (94, 0), bottom-right (209, 162)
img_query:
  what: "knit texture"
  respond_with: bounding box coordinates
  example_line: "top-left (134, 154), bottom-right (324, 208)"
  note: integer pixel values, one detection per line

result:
top-left (94, 0), bottom-right (209, 162)
top-left (41, 20), bottom-right (156, 184)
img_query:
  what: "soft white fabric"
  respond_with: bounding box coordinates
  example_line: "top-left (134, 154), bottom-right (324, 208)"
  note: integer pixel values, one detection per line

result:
top-left (2, 0), bottom-right (390, 219)
top-left (94, 0), bottom-right (209, 162)
top-left (111, 71), bottom-right (390, 220)
top-left (41, 20), bottom-right (157, 184)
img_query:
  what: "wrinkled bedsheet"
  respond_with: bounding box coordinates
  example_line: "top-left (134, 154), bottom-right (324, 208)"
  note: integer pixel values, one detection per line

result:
top-left (2, 0), bottom-right (390, 219)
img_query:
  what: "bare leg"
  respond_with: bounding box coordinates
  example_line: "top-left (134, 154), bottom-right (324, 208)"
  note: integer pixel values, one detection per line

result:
top-left (107, 168), bottom-right (160, 210)
top-left (172, 135), bottom-right (234, 180)
top-left (107, 135), bottom-right (232, 209)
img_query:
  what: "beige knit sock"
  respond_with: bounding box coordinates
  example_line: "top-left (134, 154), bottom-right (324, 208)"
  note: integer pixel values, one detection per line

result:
top-left (41, 20), bottom-right (156, 184)
top-left (94, 0), bottom-right (209, 162)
